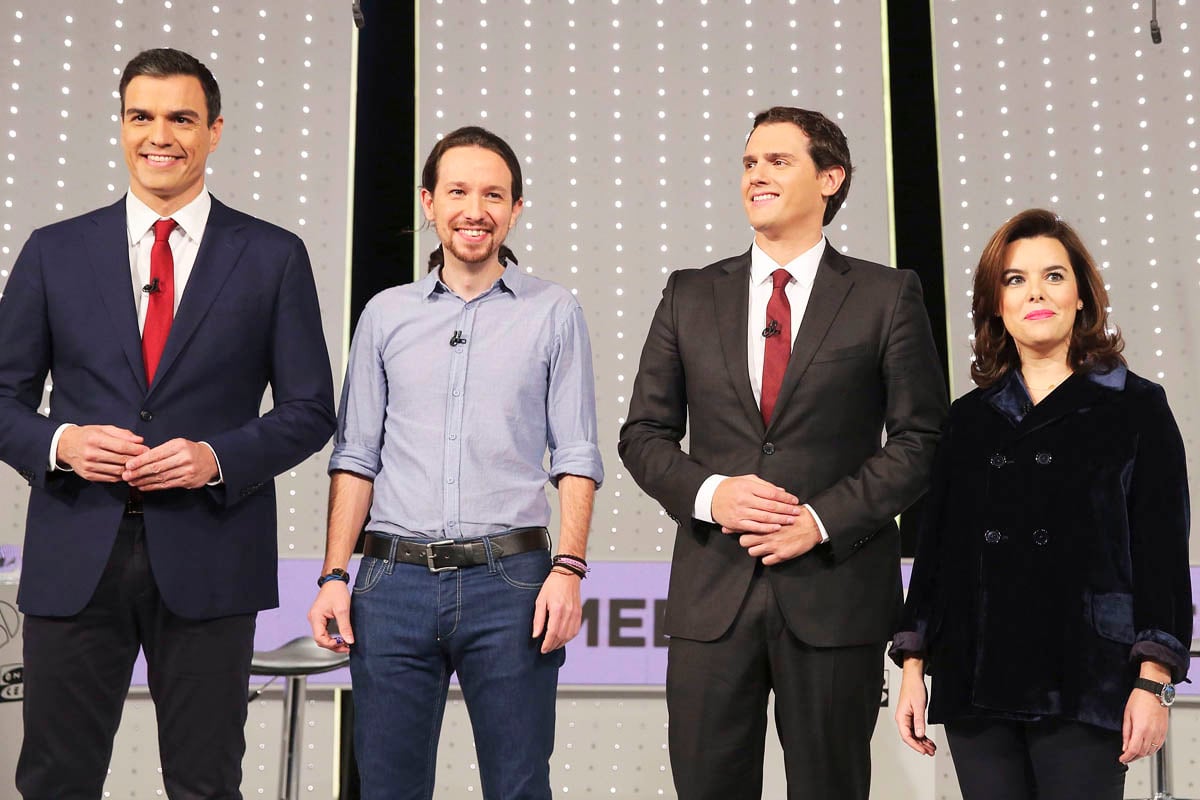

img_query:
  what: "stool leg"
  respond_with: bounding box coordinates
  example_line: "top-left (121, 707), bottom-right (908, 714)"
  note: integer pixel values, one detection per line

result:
top-left (279, 675), bottom-right (307, 800)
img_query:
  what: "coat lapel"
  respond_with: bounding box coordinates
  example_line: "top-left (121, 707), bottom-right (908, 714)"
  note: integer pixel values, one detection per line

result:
top-left (766, 244), bottom-right (853, 433)
top-left (984, 366), bottom-right (1127, 439)
top-left (713, 251), bottom-right (764, 433)
top-left (85, 199), bottom-right (146, 391)
top-left (148, 197), bottom-right (247, 394)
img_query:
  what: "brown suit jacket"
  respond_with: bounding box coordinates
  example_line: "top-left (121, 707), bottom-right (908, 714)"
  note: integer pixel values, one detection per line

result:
top-left (619, 244), bottom-right (948, 646)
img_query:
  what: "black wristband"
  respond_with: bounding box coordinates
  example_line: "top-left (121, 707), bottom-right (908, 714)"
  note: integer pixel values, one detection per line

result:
top-left (317, 568), bottom-right (350, 587)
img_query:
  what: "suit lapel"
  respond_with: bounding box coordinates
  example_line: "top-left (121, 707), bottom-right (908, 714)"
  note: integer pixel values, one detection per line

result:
top-left (713, 251), bottom-right (764, 433)
top-left (85, 200), bottom-right (147, 391)
top-left (766, 245), bottom-right (853, 433)
top-left (149, 197), bottom-right (247, 394)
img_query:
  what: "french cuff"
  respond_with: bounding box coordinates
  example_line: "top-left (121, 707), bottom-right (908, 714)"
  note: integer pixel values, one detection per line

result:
top-left (1131, 630), bottom-right (1192, 684)
top-left (693, 474), bottom-right (727, 524)
top-left (198, 441), bottom-right (224, 486)
top-left (548, 441), bottom-right (605, 489)
top-left (888, 631), bottom-right (926, 668)
top-left (49, 423), bottom-right (76, 471)
top-left (804, 503), bottom-right (830, 543)
top-left (328, 445), bottom-right (383, 481)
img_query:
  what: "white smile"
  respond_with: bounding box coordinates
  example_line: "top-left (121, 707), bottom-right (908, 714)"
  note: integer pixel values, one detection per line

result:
top-left (751, 192), bottom-right (779, 203)
top-left (142, 154), bottom-right (182, 165)
top-left (457, 229), bottom-right (490, 239)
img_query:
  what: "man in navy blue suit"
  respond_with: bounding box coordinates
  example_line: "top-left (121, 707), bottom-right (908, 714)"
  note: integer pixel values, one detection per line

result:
top-left (0, 48), bottom-right (336, 799)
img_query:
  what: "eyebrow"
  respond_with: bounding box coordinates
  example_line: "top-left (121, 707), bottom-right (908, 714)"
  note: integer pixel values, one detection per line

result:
top-left (125, 107), bottom-right (202, 120)
top-left (743, 151), bottom-right (796, 164)
top-left (444, 180), bottom-right (508, 193)
top-left (1001, 264), bottom-right (1069, 275)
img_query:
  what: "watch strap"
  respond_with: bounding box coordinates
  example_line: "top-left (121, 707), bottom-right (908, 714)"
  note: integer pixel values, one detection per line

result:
top-left (317, 568), bottom-right (350, 587)
top-left (1133, 677), bottom-right (1173, 706)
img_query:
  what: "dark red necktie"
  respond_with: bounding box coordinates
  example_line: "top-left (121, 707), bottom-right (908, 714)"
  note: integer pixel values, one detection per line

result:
top-left (142, 218), bottom-right (176, 384)
top-left (761, 268), bottom-right (792, 424)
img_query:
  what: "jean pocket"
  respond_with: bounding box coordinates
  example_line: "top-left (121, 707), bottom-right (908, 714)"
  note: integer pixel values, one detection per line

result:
top-left (353, 556), bottom-right (387, 595)
top-left (1090, 591), bottom-right (1135, 644)
top-left (495, 550), bottom-right (551, 590)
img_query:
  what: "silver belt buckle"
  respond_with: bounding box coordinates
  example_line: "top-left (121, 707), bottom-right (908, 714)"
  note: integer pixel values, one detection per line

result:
top-left (426, 539), bottom-right (458, 572)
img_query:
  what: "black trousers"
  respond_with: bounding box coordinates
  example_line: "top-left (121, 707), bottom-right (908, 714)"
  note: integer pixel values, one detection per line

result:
top-left (17, 514), bottom-right (256, 800)
top-left (666, 569), bottom-right (883, 800)
top-left (945, 717), bottom-right (1127, 800)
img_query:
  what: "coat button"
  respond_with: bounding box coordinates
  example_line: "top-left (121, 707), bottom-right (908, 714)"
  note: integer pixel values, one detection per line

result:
top-left (1035, 452), bottom-right (1053, 465)
top-left (984, 529), bottom-right (1002, 544)
top-left (989, 453), bottom-right (1007, 468)
top-left (139, 410), bottom-right (153, 421)
top-left (762, 442), bottom-right (776, 455)
top-left (1033, 528), bottom-right (1049, 546)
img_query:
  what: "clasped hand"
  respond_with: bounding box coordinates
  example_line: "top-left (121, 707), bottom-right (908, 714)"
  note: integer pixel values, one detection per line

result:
top-left (711, 474), bottom-right (821, 565)
top-left (56, 424), bottom-right (218, 490)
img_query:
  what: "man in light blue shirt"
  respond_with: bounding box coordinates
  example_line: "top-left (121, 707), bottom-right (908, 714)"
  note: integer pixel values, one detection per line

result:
top-left (309, 126), bottom-right (603, 800)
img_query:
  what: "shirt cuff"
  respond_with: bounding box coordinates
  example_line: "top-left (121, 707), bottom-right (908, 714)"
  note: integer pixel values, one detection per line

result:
top-left (804, 503), bottom-right (830, 543)
top-left (199, 441), bottom-right (224, 486)
top-left (49, 423), bottom-right (76, 471)
top-left (693, 474), bottom-right (728, 523)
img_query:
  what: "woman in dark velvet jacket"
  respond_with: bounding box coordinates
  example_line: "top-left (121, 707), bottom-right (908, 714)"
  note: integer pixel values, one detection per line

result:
top-left (891, 209), bottom-right (1192, 800)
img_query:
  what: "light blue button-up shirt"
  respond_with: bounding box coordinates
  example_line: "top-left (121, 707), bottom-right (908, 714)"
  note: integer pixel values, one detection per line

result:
top-left (329, 266), bottom-right (604, 540)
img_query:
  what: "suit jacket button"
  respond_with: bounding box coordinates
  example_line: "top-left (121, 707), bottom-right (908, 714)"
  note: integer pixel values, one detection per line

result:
top-left (139, 410), bottom-right (153, 421)
top-left (762, 442), bottom-right (776, 455)
top-left (989, 453), bottom-right (1006, 468)
top-left (1035, 452), bottom-right (1053, 465)
top-left (984, 529), bottom-right (1003, 544)
top-left (1033, 528), bottom-right (1049, 546)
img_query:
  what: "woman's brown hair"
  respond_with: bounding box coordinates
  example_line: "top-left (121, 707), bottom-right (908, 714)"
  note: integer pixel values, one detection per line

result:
top-left (970, 209), bottom-right (1124, 388)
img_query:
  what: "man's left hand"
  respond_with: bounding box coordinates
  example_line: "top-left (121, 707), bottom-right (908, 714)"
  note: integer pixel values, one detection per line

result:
top-left (123, 439), bottom-right (219, 490)
top-left (732, 506), bottom-right (822, 565)
top-left (532, 570), bottom-right (582, 654)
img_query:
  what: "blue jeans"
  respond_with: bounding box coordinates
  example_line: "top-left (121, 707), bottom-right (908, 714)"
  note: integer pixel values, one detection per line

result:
top-left (349, 538), bottom-right (564, 800)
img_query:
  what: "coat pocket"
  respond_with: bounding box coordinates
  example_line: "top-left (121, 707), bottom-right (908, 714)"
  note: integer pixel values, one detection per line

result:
top-left (1090, 591), bottom-right (1135, 644)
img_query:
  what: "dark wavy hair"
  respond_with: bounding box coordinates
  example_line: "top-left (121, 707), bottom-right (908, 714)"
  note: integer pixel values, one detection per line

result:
top-left (750, 106), bottom-right (853, 226)
top-left (420, 126), bottom-right (522, 271)
top-left (971, 208), bottom-right (1124, 388)
top-left (119, 48), bottom-right (221, 126)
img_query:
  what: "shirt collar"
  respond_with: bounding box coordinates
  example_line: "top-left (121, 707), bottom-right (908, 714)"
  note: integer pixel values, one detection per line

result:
top-left (750, 238), bottom-right (826, 287)
top-left (126, 188), bottom-right (211, 247)
top-left (426, 263), bottom-right (525, 299)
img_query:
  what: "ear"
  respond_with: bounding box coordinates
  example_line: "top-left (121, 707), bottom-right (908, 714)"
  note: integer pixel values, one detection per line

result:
top-left (1077, 300), bottom-right (1084, 310)
top-left (208, 115), bottom-right (224, 153)
top-left (508, 197), bottom-right (524, 229)
top-left (819, 165), bottom-right (846, 200)
top-left (420, 187), bottom-right (435, 222)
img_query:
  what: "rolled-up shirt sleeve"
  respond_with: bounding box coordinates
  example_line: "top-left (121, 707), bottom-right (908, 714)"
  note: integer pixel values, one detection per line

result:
top-left (329, 304), bottom-right (387, 480)
top-left (546, 305), bottom-right (604, 488)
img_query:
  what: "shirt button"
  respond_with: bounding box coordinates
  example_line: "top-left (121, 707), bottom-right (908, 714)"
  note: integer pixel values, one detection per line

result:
top-left (984, 529), bottom-right (1002, 544)
top-left (762, 442), bottom-right (776, 455)
top-left (1035, 452), bottom-right (1053, 465)
top-left (452, 389), bottom-right (461, 397)
top-left (446, 477), bottom-right (455, 484)
top-left (140, 410), bottom-right (153, 421)
top-left (449, 434), bottom-right (457, 440)
top-left (1033, 528), bottom-right (1050, 546)
top-left (989, 453), bottom-right (1006, 468)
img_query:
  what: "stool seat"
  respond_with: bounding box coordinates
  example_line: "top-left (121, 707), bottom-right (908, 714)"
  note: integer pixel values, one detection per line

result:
top-left (251, 636), bottom-right (349, 676)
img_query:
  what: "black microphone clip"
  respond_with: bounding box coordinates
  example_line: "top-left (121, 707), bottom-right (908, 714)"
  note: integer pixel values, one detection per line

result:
top-left (449, 331), bottom-right (468, 347)
top-left (762, 319), bottom-right (781, 338)
top-left (142, 277), bottom-right (161, 294)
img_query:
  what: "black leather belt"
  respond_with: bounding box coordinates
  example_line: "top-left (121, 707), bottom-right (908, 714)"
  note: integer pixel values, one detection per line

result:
top-left (363, 527), bottom-right (550, 572)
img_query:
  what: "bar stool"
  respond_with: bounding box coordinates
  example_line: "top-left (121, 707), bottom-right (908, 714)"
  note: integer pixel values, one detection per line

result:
top-left (1143, 642), bottom-right (1200, 800)
top-left (249, 636), bottom-right (350, 800)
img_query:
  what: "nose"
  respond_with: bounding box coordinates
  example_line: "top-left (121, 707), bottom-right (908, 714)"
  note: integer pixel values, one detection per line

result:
top-left (148, 117), bottom-right (173, 146)
top-left (464, 193), bottom-right (485, 219)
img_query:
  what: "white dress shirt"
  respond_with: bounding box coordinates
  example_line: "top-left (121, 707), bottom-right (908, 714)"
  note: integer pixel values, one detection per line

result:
top-left (693, 239), bottom-right (830, 542)
top-left (48, 189), bottom-right (223, 481)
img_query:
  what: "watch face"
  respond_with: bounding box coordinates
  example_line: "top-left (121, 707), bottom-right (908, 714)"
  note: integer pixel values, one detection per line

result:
top-left (1163, 683), bottom-right (1177, 706)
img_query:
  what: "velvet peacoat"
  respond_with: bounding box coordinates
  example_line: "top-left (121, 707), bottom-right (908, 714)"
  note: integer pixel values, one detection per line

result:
top-left (892, 365), bottom-right (1192, 732)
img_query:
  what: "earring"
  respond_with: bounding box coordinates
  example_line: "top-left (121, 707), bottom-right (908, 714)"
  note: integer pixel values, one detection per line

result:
top-left (1077, 300), bottom-right (1084, 310)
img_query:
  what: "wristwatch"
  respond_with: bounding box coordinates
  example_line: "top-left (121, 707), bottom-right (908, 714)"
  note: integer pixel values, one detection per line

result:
top-left (317, 568), bottom-right (350, 588)
top-left (1134, 677), bottom-right (1177, 707)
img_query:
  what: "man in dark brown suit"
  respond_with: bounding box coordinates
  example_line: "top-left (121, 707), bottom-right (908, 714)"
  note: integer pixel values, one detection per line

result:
top-left (619, 106), bottom-right (947, 799)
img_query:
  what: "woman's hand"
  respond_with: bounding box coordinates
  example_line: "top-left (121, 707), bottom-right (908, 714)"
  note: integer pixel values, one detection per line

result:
top-left (1121, 662), bottom-right (1172, 764)
top-left (895, 657), bottom-right (937, 756)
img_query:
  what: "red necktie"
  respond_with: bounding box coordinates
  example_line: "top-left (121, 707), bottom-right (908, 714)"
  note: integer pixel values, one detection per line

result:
top-left (142, 218), bottom-right (176, 384)
top-left (761, 268), bottom-right (792, 425)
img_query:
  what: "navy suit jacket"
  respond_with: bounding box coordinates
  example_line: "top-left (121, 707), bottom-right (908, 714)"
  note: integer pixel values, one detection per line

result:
top-left (0, 196), bottom-right (336, 619)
